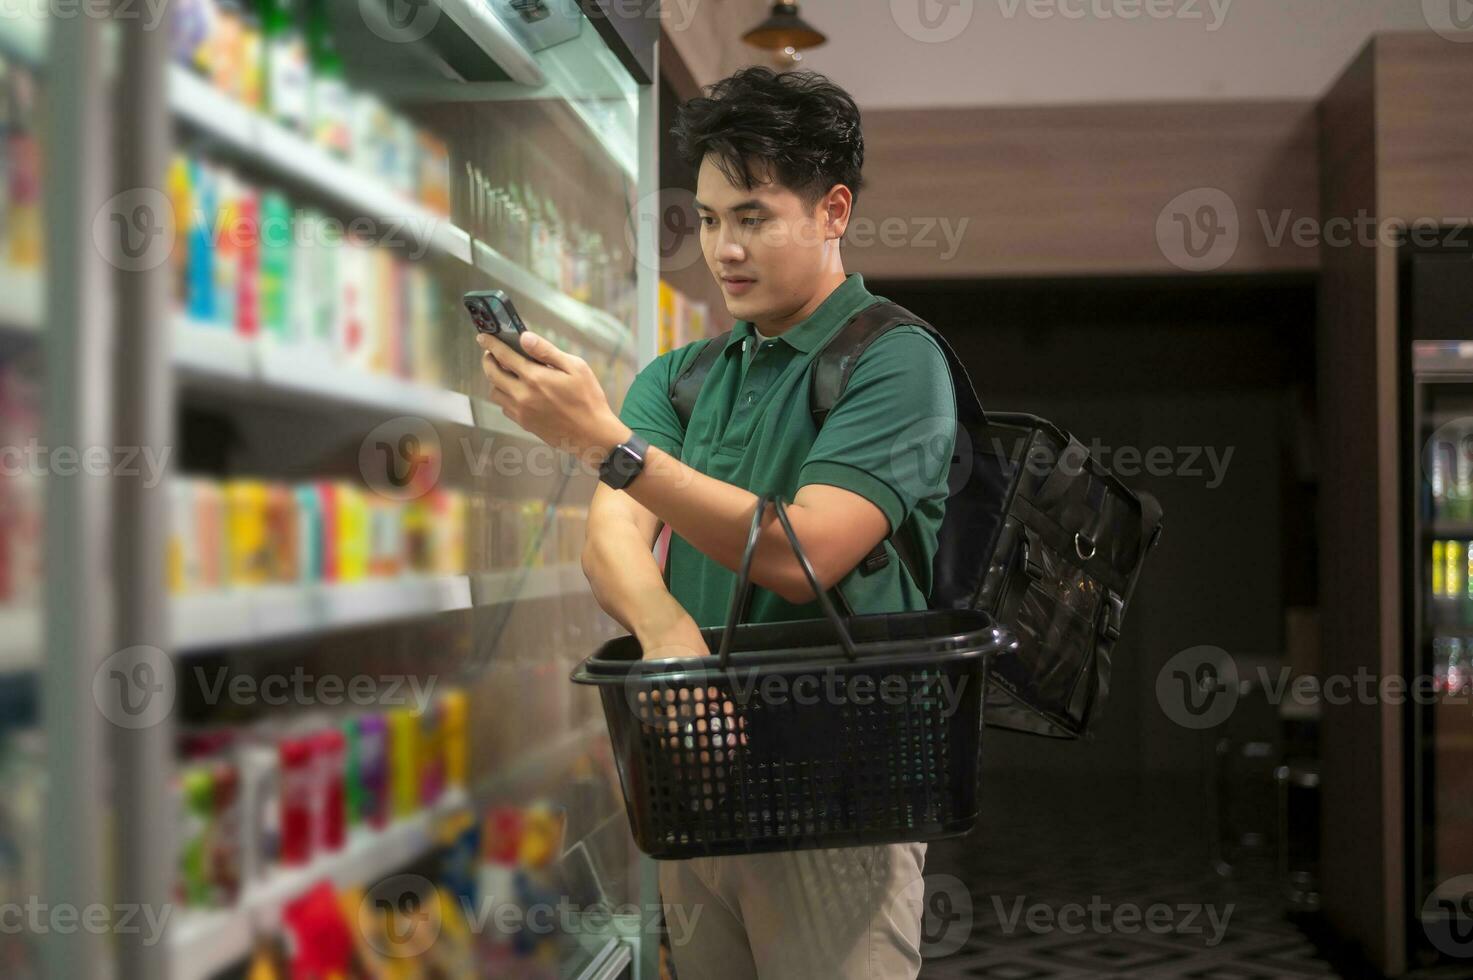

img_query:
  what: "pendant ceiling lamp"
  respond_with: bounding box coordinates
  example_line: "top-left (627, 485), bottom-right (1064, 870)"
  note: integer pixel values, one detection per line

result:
top-left (742, 2), bottom-right (827, 57)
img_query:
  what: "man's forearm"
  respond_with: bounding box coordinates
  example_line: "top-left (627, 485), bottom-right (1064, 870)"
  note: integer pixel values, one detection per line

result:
top-left (581, 516), bottom-right (691, 639)
top-left (619, 442), bottom-right (815, 602)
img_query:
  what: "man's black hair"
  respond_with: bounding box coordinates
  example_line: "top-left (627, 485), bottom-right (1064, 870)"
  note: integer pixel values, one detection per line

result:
top-left (672, 66), bottom-right (865, 210)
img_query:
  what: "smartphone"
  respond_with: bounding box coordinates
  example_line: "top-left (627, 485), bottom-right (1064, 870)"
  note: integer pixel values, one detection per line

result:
top-left (464, 289), bottom-right (541, 362)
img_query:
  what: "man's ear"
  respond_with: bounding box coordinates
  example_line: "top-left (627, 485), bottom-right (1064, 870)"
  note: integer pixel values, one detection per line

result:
top-left (822, 184), bottom-right (853, 240)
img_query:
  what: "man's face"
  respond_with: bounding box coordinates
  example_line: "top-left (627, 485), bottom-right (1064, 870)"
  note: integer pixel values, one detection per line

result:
top-left (694, 155), bottom-right (840, 324)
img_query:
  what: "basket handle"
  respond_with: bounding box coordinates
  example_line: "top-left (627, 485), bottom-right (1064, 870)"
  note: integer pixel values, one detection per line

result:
top-left (717, 493), bottom-right (860, 668)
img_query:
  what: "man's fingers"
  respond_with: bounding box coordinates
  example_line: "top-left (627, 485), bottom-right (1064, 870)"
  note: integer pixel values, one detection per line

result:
top-left (477, 331), bottom-right (537, 376)
top-left (482, 350), bottom-right (526, 397)
top-left (518, 331), bottom-right (575, 372)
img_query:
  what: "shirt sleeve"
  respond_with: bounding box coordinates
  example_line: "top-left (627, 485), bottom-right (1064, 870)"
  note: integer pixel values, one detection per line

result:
top-left (797, 327), bottom-right (956, 534)
top-left (616, 344), bottom-right (695, 457)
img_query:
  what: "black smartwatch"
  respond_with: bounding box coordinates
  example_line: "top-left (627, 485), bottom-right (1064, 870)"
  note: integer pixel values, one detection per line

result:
top-left (599, 433), bottom-right (650, 490)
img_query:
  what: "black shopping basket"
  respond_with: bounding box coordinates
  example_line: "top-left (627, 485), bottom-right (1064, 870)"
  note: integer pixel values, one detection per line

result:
top-left (571, 493), bottom-right (1016, 859)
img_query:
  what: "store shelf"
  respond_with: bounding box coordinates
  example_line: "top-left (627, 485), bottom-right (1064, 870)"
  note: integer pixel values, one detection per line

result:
top-left (169, 67), bottom-right (473, 265)
top-left (0, 607), bottom-right (39, 673)
top-left (471, 240), bottom-right (632, 355)
top-left (173, 565), bottom-right (587, 652)
top-left (255, 343), bottom-right (475, 425)
top-left (174, 323), bottom-right (479, 428)
top-left (168, 70), bottom-right (638, 364)
top-left (171, 788), bottom-right (469, 980)
top-left (173, 575), bottom-right (473, 650)
top-left (0, 265), bottom-right (43, 336)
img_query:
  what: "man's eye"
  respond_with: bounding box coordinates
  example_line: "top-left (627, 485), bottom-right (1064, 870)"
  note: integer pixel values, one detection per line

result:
top-left (699, 216), bottom-right (716, 227)
top-left (742, 217), bottom-right (764, 227)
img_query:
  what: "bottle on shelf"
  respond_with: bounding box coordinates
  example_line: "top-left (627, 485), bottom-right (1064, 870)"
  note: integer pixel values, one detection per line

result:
top-left (1454, 429), bottom-right (1473, 523)
top-left (261, 0), bottom-right (310, 134)
top-left (306, 0), bottom-right (351, 159)
top-left (3, 65), bottom-right (42, 270)
top-left (239, 0), bottom-right (264, 110)
top-left (506, 155), bottom-right (531, 270)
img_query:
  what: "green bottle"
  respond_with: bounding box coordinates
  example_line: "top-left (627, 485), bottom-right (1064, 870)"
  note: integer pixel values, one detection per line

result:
top-left (261, 0), bottom-right (310, 133)
top-left (342, 716), bottom-right (363, 827)
top-left (307, 0), bottom-right (351, 158)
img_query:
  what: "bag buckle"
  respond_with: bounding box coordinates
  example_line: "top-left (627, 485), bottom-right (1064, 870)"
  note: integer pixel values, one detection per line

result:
top-left (860, 543), bottom-right (890, 575)
top-left (1020, 534), bottom-right (1044, 580)
top-left (1100, 590), bottom-right (1124, 642)
top-left (1075, 533), bottom-right (1097, 562)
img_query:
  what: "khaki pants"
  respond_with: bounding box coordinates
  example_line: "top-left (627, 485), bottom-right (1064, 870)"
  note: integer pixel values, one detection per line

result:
top-left (657, 842), bottom-right (927, 980)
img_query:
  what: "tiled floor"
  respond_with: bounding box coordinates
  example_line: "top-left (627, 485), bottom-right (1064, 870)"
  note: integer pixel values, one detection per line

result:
top-left (917, 770), bottom-right (1351, 980)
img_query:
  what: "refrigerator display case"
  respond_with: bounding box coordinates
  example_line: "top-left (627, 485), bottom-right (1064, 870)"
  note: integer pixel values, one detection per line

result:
top-left (0, 7), bottom-right (56, 979)
top-left (1402, 230), bottom-right (1473, 964)
top-left (3, 0), bottom-right (660, 975)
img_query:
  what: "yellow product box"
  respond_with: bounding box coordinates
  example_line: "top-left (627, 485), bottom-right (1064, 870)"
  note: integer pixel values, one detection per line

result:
top-left (335, 483), bottom-right (370, 581)
top-left (388, 707), bottom-right (420, 819)
top-left (658, 280), bottom-right (677, 355)
top-left (442, 689), bottom-right (468, 790)
top-left (225, 480), bottom-right (270, 587)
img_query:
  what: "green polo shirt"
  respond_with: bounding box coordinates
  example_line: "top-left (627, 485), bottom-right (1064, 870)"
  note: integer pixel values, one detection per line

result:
top-left (619, 273), bottom-right (955, 629)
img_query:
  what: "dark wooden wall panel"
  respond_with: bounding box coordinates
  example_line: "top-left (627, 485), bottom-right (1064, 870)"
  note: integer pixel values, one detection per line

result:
top-left (1379, 33), bottom-right (1473, 224)
top-left (1316, 37), bottom-right (1400, 976)
top-left (850, 101), bottom-right (1320, 279)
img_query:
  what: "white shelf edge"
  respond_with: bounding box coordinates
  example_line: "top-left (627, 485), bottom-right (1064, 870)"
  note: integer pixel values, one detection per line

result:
top-left (174, 323), bottom-right (477, 428)
top-left (0, 607), bottom-right (39, 673)
top-left (254, 343), bottom-right (475, 426)
top-left (170, 788), bottom-right (469, 980)
top-left (169, 67), bottom-right (472, 266)
top-left (172, 566), bottom-right (587, 652)
top-left (173, 575), bottom-right (472, 651)
top-left (172, 323), bottom-right (254, 380)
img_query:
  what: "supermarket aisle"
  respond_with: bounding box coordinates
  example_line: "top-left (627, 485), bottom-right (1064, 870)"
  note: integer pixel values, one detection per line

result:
top-left (917, 771), bottom-right (1341, 980)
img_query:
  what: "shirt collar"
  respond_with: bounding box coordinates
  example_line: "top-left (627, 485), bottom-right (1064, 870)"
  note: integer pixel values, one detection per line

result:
top-left (722, 274), bottom-right (873, 357)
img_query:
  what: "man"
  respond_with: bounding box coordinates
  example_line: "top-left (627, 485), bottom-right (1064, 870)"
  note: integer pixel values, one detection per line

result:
top-left (479, 66), bottom-right (955, 979)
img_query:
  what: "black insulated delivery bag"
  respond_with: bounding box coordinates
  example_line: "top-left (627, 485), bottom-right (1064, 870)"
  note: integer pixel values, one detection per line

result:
top-left (961, 413), bottom-right (1164, 739)
top-left (790, 302), bottom-right (1165, 740)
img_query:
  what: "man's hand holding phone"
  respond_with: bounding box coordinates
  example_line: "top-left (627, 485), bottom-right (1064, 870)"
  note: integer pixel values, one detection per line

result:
top-left (474, 295), bottom-right (631, 467)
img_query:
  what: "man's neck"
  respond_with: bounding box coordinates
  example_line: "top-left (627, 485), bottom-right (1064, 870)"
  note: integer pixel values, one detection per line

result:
top-left (749, 268), bottom-right (848, 337)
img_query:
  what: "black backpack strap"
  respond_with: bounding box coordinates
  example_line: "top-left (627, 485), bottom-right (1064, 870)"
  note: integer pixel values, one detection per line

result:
top-left (811, 301), bottom-right (987, 593)
top-left (669, 331), bottom-right (731, 429)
